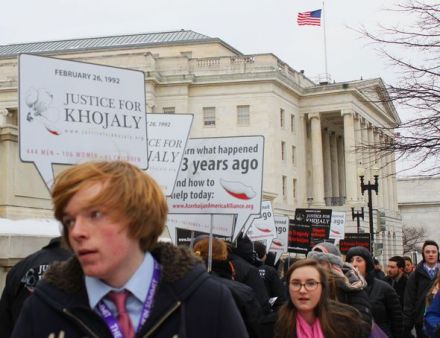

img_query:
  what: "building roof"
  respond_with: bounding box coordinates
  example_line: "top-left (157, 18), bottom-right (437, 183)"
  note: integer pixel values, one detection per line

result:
top-left (0, 30), bottom-right (240, 57)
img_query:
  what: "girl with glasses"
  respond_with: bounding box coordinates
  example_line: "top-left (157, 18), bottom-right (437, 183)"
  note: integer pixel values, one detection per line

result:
top-left (275, 259), bottom-right (369, 338)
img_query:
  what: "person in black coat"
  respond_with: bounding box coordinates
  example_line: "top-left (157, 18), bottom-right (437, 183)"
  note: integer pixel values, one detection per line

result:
top-left (12, 161), bottom-right (247, 338)
top-left (229, 234), bottom-right (270, 313)
top-left (0, 236), bottom-right (72, 338)
top-left (12, 243), bottom-right (247, 338)
top-left (253, 241), bottom-right (286, 309)
top-left (193, 236), bottom-right (264, 338)
top-left (403, 240), bottom-right (440, 338)
top-left (385, 255), bottom-right (408, 309)
top-left (346, 246), bottom-right (403, 338)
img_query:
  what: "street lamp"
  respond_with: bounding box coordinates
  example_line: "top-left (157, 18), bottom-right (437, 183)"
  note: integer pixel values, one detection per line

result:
top-left (351, 207), bottom-right (364, 233)
top-left (359, 168), bottom-right (379, 253)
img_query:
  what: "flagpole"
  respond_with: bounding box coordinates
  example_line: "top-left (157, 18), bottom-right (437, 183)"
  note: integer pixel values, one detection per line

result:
top-left (322, 1), bottom-right (329, 81)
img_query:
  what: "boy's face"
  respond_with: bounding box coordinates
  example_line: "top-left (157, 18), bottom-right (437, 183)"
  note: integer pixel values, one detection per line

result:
top-left (62, 182), bottom-right (144, 287)
top-left (424, 245), bottom-right (439, 266)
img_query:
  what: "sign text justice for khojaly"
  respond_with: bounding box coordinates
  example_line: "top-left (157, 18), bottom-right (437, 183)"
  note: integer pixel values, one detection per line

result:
top-left (19, 54), bottom-right (147, 191)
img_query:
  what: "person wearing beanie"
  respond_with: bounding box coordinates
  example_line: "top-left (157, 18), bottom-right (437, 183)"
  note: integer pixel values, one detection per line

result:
top-left (403, 240), bottom-right (440, 338)
top-left (307, 242), bottom-right (372, 334)
top-left (346, 246), bottom-right (402, 338)
top-left (253, 241), bottom-right (286, 310)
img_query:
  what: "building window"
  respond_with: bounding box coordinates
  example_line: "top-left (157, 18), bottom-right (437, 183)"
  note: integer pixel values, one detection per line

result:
top-left (280, 109), bottom-right (285, 128)
top-left (281, 141), bottom-right (286, 161)
top-left (203, 107), bottom-right (216, 127)
top-left (291, 114), bottom-right (295, 132)
top-left (282, 176), bottom-right (287, 198)
top-left (292, 179), bottom-right (297, 199)
top-left (163, 107), bottom-right (175, 114)
top-left (237, 105), bottom-right (250, 126)
top-left (291, 146), bottom-right (296, 165)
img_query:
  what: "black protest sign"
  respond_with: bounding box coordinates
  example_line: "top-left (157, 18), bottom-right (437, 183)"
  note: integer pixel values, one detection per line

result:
top-left (339, 233), bottom-right (371, 254)
top-left (176, 228), bottom-right (229, 247)
top-left (287, 220), bottom-right (311, 254)
top-left (294, 208), bottom-right (332, 247)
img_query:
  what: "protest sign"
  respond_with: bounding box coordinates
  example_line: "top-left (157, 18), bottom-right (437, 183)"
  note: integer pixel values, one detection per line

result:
top-left (175, 228), bottom-right (231, 247)
top-left (19, 54), bottom-right (147, 190)
top-left (167, 136), bottom-right (264, 241)
top-left (247, 201), bottom-right (276, 243)
top-left (166, 214), bottom-right (234, 244)
top-left (339, 233), bottom-right (371, 254)
top-left (146, 113), bottom-right (193, 195)
top-left (329, 211), bottom-right (346, 242)
top-left (269, 215), bottom-right (289, 263)
top-left (287, 220), bottom-right (311, 254)
top-left (295, 208), bottom-right (332, 247)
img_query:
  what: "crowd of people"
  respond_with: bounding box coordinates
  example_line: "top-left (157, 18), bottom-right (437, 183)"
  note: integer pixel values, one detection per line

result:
top-left (0, 160), bottom-right (439, 338)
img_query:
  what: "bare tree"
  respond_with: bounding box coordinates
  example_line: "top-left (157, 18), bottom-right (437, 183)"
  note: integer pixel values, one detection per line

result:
top-left (402, 224), bottom-right (427, 254)
top-left (360, 0), bottom-right (440, 174)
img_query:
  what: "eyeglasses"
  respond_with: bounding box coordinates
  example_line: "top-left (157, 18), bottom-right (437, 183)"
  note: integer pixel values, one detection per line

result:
top-left (289, 280), bottom-right (321, 291)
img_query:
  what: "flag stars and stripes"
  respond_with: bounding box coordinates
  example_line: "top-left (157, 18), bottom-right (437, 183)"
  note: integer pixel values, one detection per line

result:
top-left (297, 9), bottom-right (322, 26)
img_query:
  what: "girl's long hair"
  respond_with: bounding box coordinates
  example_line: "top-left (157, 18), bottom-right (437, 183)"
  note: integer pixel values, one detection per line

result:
top-left (274, 259), bottom-right (368, 338)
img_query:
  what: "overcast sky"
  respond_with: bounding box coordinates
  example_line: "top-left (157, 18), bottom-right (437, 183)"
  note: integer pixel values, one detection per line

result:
top-left (1, 0), bottom-right (400, 84)
top-left (2, 0), bottom-right (424, 175)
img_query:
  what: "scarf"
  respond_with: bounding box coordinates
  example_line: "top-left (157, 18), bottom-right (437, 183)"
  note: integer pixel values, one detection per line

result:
top-left (296, 313), bottom-right (324, 338)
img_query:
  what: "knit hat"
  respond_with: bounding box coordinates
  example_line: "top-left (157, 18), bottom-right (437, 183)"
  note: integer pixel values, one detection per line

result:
top-left (422, 240), bottom-right (440, 262)
top-left (307, 242), bottom-right (343, 268)
top-left (345, 246), bottom-right (374, 274)
top-left (233, 233), bottom-right (256, 264)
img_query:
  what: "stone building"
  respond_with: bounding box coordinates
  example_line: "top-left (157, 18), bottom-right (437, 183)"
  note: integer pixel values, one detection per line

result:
top-left (398, 176), bottom-right (440, 259)
top-left (0, 30), bottom-right (402, 286)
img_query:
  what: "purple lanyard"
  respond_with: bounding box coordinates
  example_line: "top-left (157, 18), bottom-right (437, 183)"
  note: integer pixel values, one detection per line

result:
top-left (97, 260), bottom-right (161, 338)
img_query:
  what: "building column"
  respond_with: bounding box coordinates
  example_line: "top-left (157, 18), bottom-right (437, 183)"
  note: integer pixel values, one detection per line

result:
top-left (368, 125), bottom-right (378, 206)
top-left (0, 109), bottom-right (9, 126)
top-left (330, 132), bottom-right (340, 198)
top-left (342, 110), bottom-right (358, 203)
top-left (337, 136), bottom-right (346, 199)
top-left (391, 152), bottom-right (398, 211)
top-left (374, 130), bottom-right (384, 209)
top-left (322, 129), bottom-right (332, 202)
top-left (354, 116), bottom-right (362, 200)
top-left (309, 113), bottom-right (325, 206)
top-left (380, 134), bottom-right (390, 210)
top-left (386, 137), bottom-right (394, 212)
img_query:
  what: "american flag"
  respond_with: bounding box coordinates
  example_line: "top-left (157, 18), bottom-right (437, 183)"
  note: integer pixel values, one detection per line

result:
top-left (297, 9), bottom-right (322, 26)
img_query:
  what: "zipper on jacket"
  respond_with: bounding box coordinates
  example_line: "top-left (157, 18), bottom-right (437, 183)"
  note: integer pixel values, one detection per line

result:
top-left (143, 301), bottom-right (182, 338)
top-left (63, 308), bottom-right (100, 338)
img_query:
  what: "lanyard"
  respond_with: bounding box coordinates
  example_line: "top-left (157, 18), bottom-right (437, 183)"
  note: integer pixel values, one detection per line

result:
top-left (97, 260), bottom-right (161, 338)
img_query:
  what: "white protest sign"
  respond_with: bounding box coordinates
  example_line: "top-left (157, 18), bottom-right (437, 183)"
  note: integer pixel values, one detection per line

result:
top-left (329, 211), bottom-right (346, 242)
top-left (19, 54), bottom-right (147, 190)
top-left (146, 114), bottom-right (193, 195)
top-left (269, 215), bottom-right (289, 264)
top-left (167, 136), bottom-right (264, 241)
top-left (166, 214), bottom-right (234, 245)
top-left (247, 201), bottom-right (276, 243)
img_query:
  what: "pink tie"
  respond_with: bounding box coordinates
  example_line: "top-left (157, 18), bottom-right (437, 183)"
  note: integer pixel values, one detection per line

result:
top-left (106, 290), bottom-right (135, 338)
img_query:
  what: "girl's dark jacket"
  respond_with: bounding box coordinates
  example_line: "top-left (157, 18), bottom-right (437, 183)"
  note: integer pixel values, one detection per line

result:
top-left (11, 243), bottom-right (248, 338)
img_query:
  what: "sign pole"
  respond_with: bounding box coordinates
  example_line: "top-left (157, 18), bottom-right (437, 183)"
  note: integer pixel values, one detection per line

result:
top-left (207, 214), bottom-right (214, 273)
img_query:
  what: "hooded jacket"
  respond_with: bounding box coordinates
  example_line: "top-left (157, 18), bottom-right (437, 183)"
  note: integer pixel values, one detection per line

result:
top-left (11, 242), bottom-right (248, 338)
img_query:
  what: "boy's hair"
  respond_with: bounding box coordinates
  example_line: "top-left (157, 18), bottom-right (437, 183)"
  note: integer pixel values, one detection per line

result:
top-left (52, 161), bottom-right (168, 252)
